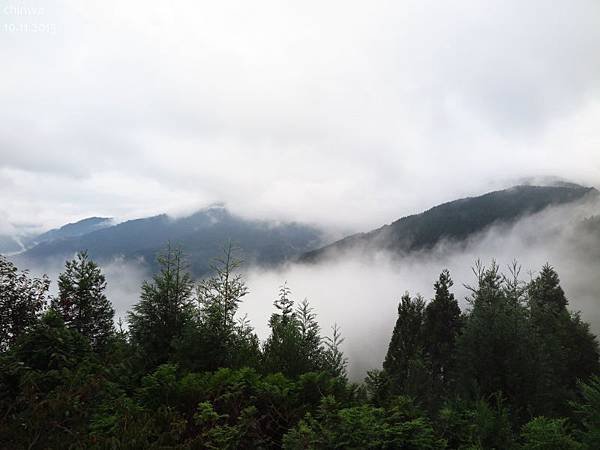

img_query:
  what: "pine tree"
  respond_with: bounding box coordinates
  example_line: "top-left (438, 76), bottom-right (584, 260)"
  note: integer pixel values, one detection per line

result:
top-left (262, 283), bottom-right (322, 377)
top-left (424, 269), bottom-right (462, 395)
top-left (456, 261), bottom-right (538, 421)
top-left (529, 263), bottom-right (568, 313)
top-left (383, 292), bottom-right (427, 396)
top-left (275, 282), bottom-right (294, 320)
top-left (51, 251), bottom-right (114, 350)
top-left (323, 323), bottom-right (347, 379)
top-left (0, 255), bottom-right (49, 351)
top-left (528, 264), bottom-right (599, 414)
top-left (192, 242), bottom-right (253, 370)
top-left (128, 244), bottom-right (193, 366)
top-left (229, 313), bottom-right (261, 369)
top-left (296, 298), bottom-right (323, 371)
top-left (263, 283), bottom-right (299, 376)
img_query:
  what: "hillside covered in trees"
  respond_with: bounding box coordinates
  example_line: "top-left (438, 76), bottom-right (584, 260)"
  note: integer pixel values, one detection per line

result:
top-left (301, 185), bottom-right (597, 262)
top-left (13, 206), bottom-right (323, 277)
top-left (8, 185), bottom-right (597, 281)
top-left (1, 244), bottom-right (599, 449)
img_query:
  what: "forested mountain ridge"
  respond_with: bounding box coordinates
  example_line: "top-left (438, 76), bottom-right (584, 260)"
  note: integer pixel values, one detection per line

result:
top-left (301, 185), bottom-right (597, 262)
top-left (10, 185), bottom-right (596, 274)
top-left (0, 217), bottom-right (113, 255)
top-left (15, 205), bottom-right (324, 275)
top-left (25, 217), bottom-right (114, 247)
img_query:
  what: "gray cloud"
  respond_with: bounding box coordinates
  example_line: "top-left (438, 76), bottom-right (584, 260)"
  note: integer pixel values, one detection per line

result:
top-left (1, 0), bottom-right (600, 233)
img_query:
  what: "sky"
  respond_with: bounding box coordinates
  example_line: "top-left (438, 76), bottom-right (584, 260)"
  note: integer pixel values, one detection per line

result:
top-left (1, 0), bottom-right (600, 234)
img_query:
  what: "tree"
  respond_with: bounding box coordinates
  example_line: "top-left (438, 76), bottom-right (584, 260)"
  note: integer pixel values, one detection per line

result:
top-left (456, 261), bottom-right (538, 421)
top-left (262, 285), bottom-right (327, 377)
top-left (0, 255), bottom-right (49, 352)
top-left (13, 309), bottom-right (91, 371)
top-left (423, 269), bottom-right (462, 396)
top-left (196, 242), bottom-right (253, 369)
top-left (520, 417), bottom-right (582, 450)
top-left (529, 264), bottom-right (568, 313)
top-left (383, 292), bottom-right (428, 398)
top-left (528, 264), bottom-right (599, 414)
top-left (263, 283), bottom-right (305, 377)
top-left (283, 395), bottom-right (446, 449)
top-left (175, 242), bottom-right (259, 371)
top-left (128, 244), bottom-right (193, 367)
top-left (0, 310), bottom-right (95, 449)
top-left (297, 298), bottom-right (325, 372)
top-left (275, 282), bottom-right (294, 320)
top-left (51, 251), bottom-right (114, 350)
top-left (323, 324), bottom-right (347, 380)
top-left (437, 396), bottom-right (514, 449)
top-left (571, 376), bottom-right (600, 449)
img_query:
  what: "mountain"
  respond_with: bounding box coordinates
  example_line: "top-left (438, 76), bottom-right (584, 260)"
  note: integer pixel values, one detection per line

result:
top-left (0, 217), bottom-right (113, 255)
top-left (24, 217), bottom-right (114, 247)
top-left (301, 185), bottom-right (598, 262)
top-left (16, 206), bottom-right (323, 275)
top-left (12, 185), bottom-right (597, 274)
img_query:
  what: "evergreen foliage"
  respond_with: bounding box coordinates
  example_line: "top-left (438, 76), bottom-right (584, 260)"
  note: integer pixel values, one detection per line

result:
top-left (128, 244), bottom-right (194, 367)
top-left (323, 323), bottom-right (348, 380)
top-left (383, 292), bottom-right (428, 398)
top-left (51, 251), bottom-right (115, 350)
top-left (0, 247), bottom-right (599, 449)
top-left (424, 269), bottom-right (462, 399)
top-left (0, 255), bottom-right (49, 351)
top-left (175, 242), bottom-right (260, 371)
top-left (263, 283), bottom-right (313, 377)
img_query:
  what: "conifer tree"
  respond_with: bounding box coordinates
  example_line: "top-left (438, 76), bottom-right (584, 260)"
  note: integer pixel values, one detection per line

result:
top-left (456, 261), bottom-right (538, 420)
top-left (275, 282), bottom-right (294, 320)
top-left (51, 251), bottom-right (114, 350)
top-left (229, 313), bottom-right (261, 369)
top-left (528, 264), bottom-right (599, 413)
top-left (262, 283), bottom-right (325, 377)
top-left (297, 298), bottom-right (323, 371)
top-left (323, 323), bottom-right (347, 380)
top-left (0, 255), bottom-right (49, 351)
top-left (128, 244), bottom-right (193, 366)
top-left (193, 242), bottom-right (253, 370)
top-left (529, 263), bottom-right (568, 313)
top-left (383, 292), bottom-right (427, 396)
top-left (263, 282), bottom-right (302, 376)
top-left (424, 269), bottom-right (462, 393)
top-left (174, 242), bottom-right (259, 371)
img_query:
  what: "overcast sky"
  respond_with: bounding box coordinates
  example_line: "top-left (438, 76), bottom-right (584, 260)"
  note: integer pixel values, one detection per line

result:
top-left (1, 0), bottom-right (600, 234)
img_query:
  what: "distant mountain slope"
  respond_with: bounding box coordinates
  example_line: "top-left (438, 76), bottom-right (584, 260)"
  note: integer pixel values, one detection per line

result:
top-left (17, 206), bottom-right (323, 276)
top-left (1, 217), bottom-right (113, 255)
top-left (301, 185), bottom-right (597, 262)
top-left (24, 217), bottom-right (113, 247)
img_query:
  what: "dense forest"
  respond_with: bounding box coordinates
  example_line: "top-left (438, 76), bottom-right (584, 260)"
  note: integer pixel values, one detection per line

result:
top-left (1, 244), bottom-right (599, 449)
